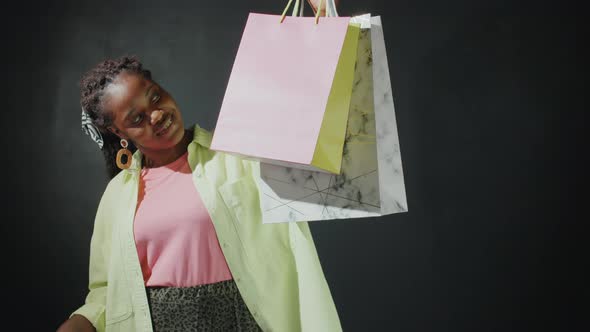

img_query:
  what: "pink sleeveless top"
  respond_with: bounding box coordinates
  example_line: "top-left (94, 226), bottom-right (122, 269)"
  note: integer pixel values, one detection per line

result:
top-left (133, 150), bottom-right (233, 287)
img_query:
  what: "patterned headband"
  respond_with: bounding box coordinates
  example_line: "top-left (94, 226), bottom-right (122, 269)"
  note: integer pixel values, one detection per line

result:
top-left (81, 107), bottom-right (104, 149)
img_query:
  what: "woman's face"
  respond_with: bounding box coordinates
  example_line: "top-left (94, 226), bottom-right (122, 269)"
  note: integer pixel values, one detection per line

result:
top-left (104, 71), bottom-right (185, 152)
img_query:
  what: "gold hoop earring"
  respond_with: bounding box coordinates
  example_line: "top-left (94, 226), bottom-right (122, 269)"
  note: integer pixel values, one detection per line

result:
top-left (116, 139), bottom-right (133, 170)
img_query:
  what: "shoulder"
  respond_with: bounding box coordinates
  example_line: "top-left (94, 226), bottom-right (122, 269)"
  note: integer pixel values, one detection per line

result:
top-left (189, 123), bottom-right (261, 179)
top-left (97, 171), bottom-right (129, 210)
top-left (191, 123), bottom-right (213, 149)
top-left (107, 171), bottom-right (127, 193)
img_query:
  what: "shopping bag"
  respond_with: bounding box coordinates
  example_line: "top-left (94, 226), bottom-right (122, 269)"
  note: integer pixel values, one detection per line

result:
top-left (210, 3), bottom-right (360, 174)
top-left (257, 14), bottom-right (408, 223)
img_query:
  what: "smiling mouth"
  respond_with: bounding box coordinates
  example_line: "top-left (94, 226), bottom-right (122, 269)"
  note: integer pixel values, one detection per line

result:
top-left (155, 114), bottom-right (173, 136)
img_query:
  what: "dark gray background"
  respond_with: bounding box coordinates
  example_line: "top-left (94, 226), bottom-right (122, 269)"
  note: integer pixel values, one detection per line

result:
top-left (4, 0), bottom-right (584, 331)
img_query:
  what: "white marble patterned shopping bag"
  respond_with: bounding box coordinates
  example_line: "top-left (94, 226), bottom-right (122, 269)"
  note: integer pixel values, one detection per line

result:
top-left (258, 14), bottom-right (408, 223)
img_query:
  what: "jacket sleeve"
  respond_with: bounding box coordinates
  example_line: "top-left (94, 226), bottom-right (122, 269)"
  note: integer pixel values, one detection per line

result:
top-left (69, 189), bottom-right (113, 332)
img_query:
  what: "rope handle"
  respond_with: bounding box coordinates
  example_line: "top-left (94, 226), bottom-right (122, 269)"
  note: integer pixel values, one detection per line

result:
top-left (280, 0), bottom-right (327, 24)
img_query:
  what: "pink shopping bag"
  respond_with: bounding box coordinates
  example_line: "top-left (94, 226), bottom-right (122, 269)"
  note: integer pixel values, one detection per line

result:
top-left (210, 12), bottom-right (356, 173)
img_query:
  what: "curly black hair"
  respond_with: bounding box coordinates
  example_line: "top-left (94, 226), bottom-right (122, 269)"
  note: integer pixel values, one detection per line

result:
top-left (79, 55), bottom-right (152, 179)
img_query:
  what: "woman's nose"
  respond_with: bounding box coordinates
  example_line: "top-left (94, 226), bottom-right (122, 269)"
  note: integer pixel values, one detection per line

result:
top-left (150, 109), bottom-right (164, 125)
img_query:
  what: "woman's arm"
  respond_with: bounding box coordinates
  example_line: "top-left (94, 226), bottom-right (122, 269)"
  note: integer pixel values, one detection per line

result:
top-left (59, 187), bottom-right (114, 332)
top-left (56, 314), bottom-right (96, 332)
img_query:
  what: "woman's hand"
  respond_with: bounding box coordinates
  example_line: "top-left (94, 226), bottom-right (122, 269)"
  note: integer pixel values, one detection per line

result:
top-left (56, 314), bottom-right (96, 332)
top-left (306, 0), bottom-right (340, 16)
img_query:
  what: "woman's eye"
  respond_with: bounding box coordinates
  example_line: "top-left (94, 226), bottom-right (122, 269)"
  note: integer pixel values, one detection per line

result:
top-left (132, 114), bottom-right (143, 124)
top-left (151, 93), bottom-right (160, 103)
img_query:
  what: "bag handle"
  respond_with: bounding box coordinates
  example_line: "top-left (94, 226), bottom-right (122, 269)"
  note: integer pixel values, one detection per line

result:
top-left (292, 0), bottom-right (305, 17)
top-left (327, 0), bottom-right (339, 17)
top-left (280, 0), bottom-right (325, 24)
top-left (301, 0), bottom-right (339, 17)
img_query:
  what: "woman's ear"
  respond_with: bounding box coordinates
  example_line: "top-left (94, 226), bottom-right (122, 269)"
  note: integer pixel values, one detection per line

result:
top-left (107, 126), bottom-right (126, 139)
top-left (107, 126), bottom-right (117, 135)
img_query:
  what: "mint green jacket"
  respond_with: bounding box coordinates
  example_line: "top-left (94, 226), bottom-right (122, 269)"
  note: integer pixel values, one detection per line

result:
top-left (70, 124), bottom-right (342, 332)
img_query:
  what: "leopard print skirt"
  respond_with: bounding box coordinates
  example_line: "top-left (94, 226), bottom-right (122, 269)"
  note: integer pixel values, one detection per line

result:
top-left (146, 279), bottom-right (263, 332)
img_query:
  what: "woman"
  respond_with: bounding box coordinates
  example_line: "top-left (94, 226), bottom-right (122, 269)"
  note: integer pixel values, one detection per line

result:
top-left (56, 55), bottom-right (341, 332)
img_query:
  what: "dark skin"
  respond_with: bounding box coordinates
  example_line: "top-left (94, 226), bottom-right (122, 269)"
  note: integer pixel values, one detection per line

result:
top-left (103, 71), bottom-right (191, 168)
top-left (56, 314), bottom-right (95, 332)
